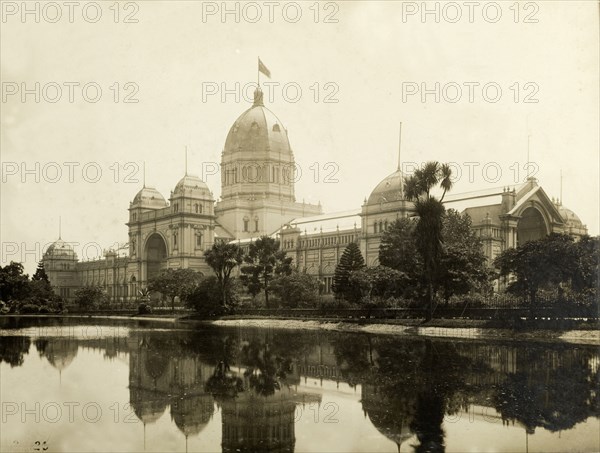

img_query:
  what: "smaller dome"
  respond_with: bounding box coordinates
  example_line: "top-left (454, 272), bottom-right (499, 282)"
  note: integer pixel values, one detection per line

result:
top-left (172, 174), bottom-right (211, 198)
top-left (368, 169), bottom-right (404, 204)
top-left (558, 206), bottom-right (583, 227)
top-left (132, 187), bottom-right (168, 209)
top-left (44, 239), bottom-right (78, 260)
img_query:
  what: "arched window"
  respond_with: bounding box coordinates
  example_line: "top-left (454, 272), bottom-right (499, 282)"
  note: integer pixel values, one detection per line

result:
top-left (196, 231), bottom-right (203, 248)
top-left (254, 217), bottom-right (259, 232)
top-left (173, 230), bottom-right (178, 248)
top-left (194, 204), bottom-right (199, 213)
top-left (243, 217), bottom-right (249, 232)
top-left (374, 221), bottom-right (378, 233)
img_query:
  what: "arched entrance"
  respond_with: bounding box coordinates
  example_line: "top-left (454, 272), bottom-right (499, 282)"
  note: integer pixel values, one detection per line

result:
top-left (517, 207), bottom-right (548, 245)
top-left (144, 233), bottom-right (168, 282)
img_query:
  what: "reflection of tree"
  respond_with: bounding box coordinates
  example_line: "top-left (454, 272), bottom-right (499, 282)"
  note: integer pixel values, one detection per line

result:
top-left (242, 338), bottom-right (291, 396)
top-left (0, 336), bottom-right (31, 367)
top-left (332, 334), bottom-right (374, 387)
top-left (205, 361), bottom-right (244, 400)
top-left (494, 354), bottom-right (598, 433)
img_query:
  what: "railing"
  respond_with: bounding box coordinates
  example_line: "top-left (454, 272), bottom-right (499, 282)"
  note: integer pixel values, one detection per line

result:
top-left (229, 305), bottom-right (599, 320)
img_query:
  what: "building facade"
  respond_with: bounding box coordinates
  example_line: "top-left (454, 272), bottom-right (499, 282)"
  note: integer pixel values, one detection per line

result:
top-left (43, 87), bottom-right (588, 303)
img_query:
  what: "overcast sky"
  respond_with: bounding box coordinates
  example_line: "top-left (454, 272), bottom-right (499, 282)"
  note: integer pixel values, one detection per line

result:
top-left (2, 1), bottom-right (598, 274)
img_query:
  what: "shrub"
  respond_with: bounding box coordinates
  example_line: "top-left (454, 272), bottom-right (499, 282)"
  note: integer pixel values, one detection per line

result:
top-left (20, 304), bottom-right (40, 314)
top-left (137, 303), bottom-right (152, 315)
top-left (270, 272), bottom-right (320, 308)
top-left (186, 276), bottom-right (239, 318)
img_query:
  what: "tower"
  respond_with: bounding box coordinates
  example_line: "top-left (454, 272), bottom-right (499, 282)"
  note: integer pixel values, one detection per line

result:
top-left (215, 87), bottom-right (321, 239)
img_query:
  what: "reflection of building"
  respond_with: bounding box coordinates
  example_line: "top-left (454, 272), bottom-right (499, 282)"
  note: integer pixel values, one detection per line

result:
top-left (44, 81), bottom-right (588, 302)
top-left (35, 337), bottom-right (79, 376)
top-left (128, 335), bottom-right (216, 438)
top-left (361, 383), bottom-right (414, 452)
top-left (220, 387), bottom-right (321, 453)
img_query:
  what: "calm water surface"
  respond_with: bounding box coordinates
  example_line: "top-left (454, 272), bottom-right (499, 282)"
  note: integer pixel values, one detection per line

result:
top-left (1, 317), bottom-right (598, 453)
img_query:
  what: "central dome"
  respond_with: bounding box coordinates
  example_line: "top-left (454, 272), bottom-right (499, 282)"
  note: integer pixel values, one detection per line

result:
top-left (223, 88), bottom-right (291, 156)
top-left (368, 169), bottom-right (405, 204)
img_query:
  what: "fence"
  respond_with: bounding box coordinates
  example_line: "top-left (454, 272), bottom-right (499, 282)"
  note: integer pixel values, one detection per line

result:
top-left (230, 305), bottom-right (599, 320)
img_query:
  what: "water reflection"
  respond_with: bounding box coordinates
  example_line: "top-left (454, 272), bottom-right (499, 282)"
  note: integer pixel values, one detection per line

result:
top-left (0, 317), bottom-right (598, 452)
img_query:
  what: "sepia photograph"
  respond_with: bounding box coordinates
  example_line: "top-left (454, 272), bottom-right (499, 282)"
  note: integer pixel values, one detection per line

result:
top-left (1, 1), bottom-right (599, 452)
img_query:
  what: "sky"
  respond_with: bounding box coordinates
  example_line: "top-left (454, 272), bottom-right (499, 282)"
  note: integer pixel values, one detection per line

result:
top-left (1, 0), bottom-right (599, 274)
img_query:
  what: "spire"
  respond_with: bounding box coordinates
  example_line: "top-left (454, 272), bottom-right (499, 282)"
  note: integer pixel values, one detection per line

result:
top-left (58, 216), bottom-right (62, 239)
top-left (397, 121), bottom-right (402, 171)
top-left (143, 161), bottom-right (146, 188)
top-left (560, 169), bottom-right (563, 204)
top-left (185, 146), bottom-right (188, 176)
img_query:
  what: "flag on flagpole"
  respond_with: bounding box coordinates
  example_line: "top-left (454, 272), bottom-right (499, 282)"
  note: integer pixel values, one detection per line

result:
top-left (258, 58), bottom-right (271, 78)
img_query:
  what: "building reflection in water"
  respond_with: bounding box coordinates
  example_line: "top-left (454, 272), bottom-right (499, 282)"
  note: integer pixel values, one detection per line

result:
top-left (1, 317), bottom-right (599, 453)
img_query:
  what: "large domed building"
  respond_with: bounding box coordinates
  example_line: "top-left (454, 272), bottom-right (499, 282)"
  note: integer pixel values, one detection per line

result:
top-left (43, 80), bottom-right (588, 303)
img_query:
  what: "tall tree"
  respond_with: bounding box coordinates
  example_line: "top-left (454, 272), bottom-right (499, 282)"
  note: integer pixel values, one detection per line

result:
top-left (0, 262), bottom-right (30, 302)
top-left (438, 210), bottom-right (492, 304)
top-left (240, 236), bottom-right (292, 308)
top-left (148, 268), bottom-right (202, 312)
top-left (32, 261), bottom-right (50, 283)
top-left (204, 242), bottom-right (244, 308)
top-left (571, 235), bottom-right (599, 293)
top-left (332, 242), bottom-right (365, 303)
top-left (379, 217), bottom-right (423, 296)
top-left (404, 161), bottom-right (454, 320)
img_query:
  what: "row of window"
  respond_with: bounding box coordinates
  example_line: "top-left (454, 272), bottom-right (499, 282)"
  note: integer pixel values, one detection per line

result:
top-left (297, 235), bottom-right (358, 249)
top-left (173, 203), bottom-right (204, 214)
top-left (223, 165), bottom-right (294, 186)
top-left (243, 218), bottom-right (259, 233)
top-left (171, 230), bottom-right (204, 249)
top-left (373, 220), bottom-right (389, 233)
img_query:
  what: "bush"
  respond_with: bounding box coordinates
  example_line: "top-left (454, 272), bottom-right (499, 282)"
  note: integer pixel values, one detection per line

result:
top-left (270, 272), bottom-right (320, 308)
top-left (137, 303), bottom-right (152, 315)
top-left (19, 304), bottom-right (40, 314)
top-left (186, 276), bottom-right (238, 318)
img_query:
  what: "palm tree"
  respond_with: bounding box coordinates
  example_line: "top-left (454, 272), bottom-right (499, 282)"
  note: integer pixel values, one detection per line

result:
top-left (404, 162), bottom-right (453, 321)
top-left (204, 242), bottom-right (244, 308)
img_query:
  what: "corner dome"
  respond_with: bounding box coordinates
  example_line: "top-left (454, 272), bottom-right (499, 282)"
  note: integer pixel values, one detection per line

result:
top-left (172, 174), bottom-right (211, 198)
top-left (558, 206), bottom-right (583, 227)
top-left (132, 187), bottom-right (168, 209)
top-left (368, 169), bottom-right (405, 204)
top-left (223, 88), bottom-right (291, 156)
top-left (44, 239), bottom-right (77, 260)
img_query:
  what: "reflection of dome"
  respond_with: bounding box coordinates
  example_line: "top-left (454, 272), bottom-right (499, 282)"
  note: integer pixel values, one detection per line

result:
top-left (368, 169), bottom-right (404, 204)
top-left (44, 239), bottom-right (78, 260)
top-left (558, 206), bottom-right (583, 227)
top-left (170, 395), bottom-right (214, 437)
top-left (43, 338), bottom-right (78, 372)
top-left (224, 88), bottom-right (291, 156)
top-left (172, 174), bottom-right (210, 197)
top-left (129, 387), bottom-right (168, 424)
top-left (365, 407), bottom-right (413, 448)
top-left (132, 187), bottom-right (168, 209)
top-left (362, 384), bottom-right (415, 449)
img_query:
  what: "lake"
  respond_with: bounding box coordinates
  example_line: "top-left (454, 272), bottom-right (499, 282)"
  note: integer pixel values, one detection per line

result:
top-left (1, 317), bottom-right (598, 452)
